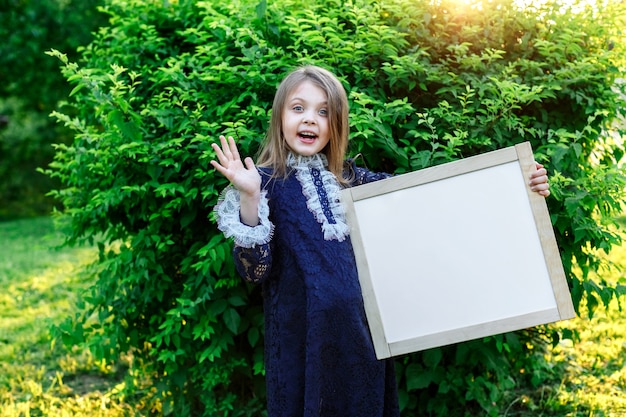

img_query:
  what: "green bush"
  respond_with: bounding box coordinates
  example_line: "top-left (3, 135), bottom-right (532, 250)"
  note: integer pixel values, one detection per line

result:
top-left (0, 0), bottom-right (106, 218)
top-left (46, 0), bottom-right (626, 415)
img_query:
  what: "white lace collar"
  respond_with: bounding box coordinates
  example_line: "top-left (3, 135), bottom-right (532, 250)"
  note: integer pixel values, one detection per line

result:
top-left (287, 152), bottom-right (350, 242)
top-left (286, 152), bottom-right (328, 170)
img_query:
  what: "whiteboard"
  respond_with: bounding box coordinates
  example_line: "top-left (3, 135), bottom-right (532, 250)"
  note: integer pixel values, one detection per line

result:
top-left (341, 142), bottom-right (575, 359)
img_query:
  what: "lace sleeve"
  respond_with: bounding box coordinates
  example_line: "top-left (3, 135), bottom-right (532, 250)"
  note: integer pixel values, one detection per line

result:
top-left (345, 160), bottom-right (393, 186)
top-left (233, 243), bottom-right (273, 284)
top-left (214, 185), bottom-right (274, 248)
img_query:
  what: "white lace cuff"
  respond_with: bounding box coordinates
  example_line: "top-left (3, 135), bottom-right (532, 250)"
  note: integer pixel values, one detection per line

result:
top-left (214, 186), bottom-right (274, 248)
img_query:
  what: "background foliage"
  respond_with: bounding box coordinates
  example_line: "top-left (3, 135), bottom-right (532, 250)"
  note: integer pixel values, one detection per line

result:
top-left (46, 0), bottom-right (626, 415)
top-left (0, 0), bottom-right (106, 218)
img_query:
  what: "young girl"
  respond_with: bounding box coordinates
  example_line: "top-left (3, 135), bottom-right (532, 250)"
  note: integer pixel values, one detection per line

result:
top-left (211, 66), bottom-right (550, 417)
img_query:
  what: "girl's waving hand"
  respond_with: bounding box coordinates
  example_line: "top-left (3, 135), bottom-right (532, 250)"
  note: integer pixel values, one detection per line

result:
top-left (211, 135), bottom-right (262, 226)
top-left (211, 135), bottom-right (261, 196)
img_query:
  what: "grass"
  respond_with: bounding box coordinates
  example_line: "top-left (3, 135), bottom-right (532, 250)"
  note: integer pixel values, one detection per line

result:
top-left (0, 216), bottom-right (625, 416)
top-left (547, 301), bottom-right (626, 415)
top-left (503, 300), bottom-right (626, 416)
top-left (0, 217), bottom-right (137, 416)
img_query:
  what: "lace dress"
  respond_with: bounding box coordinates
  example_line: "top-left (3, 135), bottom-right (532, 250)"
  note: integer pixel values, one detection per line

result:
top-left (215, 153), bottom-right (399, 417)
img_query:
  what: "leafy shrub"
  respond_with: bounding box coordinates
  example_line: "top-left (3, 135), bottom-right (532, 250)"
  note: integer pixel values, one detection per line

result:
top-left (0, 0), bottom-right (106, 218)
top-left (47, 0), bottom-right (626, 415)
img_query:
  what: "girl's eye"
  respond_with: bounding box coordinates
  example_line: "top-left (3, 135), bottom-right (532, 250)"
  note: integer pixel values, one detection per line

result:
top-left (319, 108), bottom-right (328, 116)
top-left (293, 105), bottom-right (304, 112)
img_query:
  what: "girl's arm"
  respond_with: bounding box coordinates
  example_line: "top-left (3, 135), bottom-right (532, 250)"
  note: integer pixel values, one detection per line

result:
top-left (211, 135), bottom-right (262, 225)
top-left (212, 135), bottom-right (274, 284)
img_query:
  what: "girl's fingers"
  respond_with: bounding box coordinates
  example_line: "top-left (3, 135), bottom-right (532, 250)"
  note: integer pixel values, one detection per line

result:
top-left (530, 187), bottom-right (550, 197)
top-left (211, 142), bottom-right (229, 167)
top-left (212, 136), bottom-right (239, 167)
top-left (211, 136), bottom-right (248, 181)
top-left (529, 164), bottom-right (548, 185)
top-left (219, 135), bottom-right (233, 160)
top-left (529, 174), bottom-right (548, 186)
top-left (227, 136), bottom-right (241, 161)
top-left (530, 167), bottom-right (547, 179)
top-left (211, 141), bottom-right (224, 159)
top-left (209, 159), bottom-right (225, 174)
top-left (243, 156), bottom-right (256, 171)
top-left (528, 162), bottom-right (550, 197)
top-left (531, 181), bottom-right (549, 191)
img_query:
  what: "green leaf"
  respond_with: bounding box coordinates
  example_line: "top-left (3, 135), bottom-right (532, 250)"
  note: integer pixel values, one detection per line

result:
top-left (247, 327), bottom-right (260, 347)
top-left (406, 363), bottom-right (432, 391)
top-left (228, 295), bottom-right (247, 307)
top-left (423, 348), bottom-right (442, 369)
top-left (223, 308), bottom-right (241, 334)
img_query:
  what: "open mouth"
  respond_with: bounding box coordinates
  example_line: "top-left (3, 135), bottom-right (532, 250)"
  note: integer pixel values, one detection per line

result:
top-left (298, 131), bottom-right (318, 143)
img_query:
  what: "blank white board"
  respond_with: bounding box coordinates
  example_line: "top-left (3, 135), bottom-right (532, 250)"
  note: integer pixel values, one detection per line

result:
top-left (341, 142), bottom-right (575, 359)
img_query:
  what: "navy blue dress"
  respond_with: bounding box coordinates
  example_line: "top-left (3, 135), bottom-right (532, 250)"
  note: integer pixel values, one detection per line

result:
top-left (215, 154), bottom-right (399, 417)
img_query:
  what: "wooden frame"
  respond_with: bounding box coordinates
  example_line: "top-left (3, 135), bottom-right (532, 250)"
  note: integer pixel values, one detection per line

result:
top-left (341, 142), bottom-right (575, 359)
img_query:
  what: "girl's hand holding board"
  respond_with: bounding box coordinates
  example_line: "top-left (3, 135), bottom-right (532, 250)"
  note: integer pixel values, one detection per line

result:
top-left (529, 163), bottom-right (550, 197)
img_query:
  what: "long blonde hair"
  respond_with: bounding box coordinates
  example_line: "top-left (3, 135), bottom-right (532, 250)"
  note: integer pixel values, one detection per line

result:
top-left (256, 66), bottom-right (350, 184)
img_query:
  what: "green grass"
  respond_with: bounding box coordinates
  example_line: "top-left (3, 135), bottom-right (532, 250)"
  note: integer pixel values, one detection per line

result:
top-left (0, 217), bottom-right (625, 416)
top-left (0, 217), bottom-right (138, 416)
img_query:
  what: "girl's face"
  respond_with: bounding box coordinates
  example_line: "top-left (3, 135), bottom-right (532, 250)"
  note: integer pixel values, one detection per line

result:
top-left (281, 80), bottom-right (330, 157)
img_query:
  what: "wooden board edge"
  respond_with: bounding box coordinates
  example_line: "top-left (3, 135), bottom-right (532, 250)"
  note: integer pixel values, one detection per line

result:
top-left (514, 142), bottom-right (576, 320)
top-left (388, 308), bottom-right (562, 356)
top-left (340, 187), bottom-right (391, 359)
top-left (349, 145), bottom-right (519, 201)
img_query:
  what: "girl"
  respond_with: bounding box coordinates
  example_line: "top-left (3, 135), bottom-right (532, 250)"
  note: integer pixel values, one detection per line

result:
top-left (211, 66), bottom-right (550, 417)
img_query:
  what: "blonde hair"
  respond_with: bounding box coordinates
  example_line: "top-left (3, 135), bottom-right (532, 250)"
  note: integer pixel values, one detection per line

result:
top-left (256, 66), bottom-right (350, 184)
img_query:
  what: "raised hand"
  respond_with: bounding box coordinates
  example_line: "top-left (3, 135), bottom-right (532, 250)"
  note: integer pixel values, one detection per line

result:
top-left (529, 162), bottom-right (550, 197)
top-left (211, 135), bottom-right (262, 226)
top-left (211, 135), bottom-right (262, 196)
